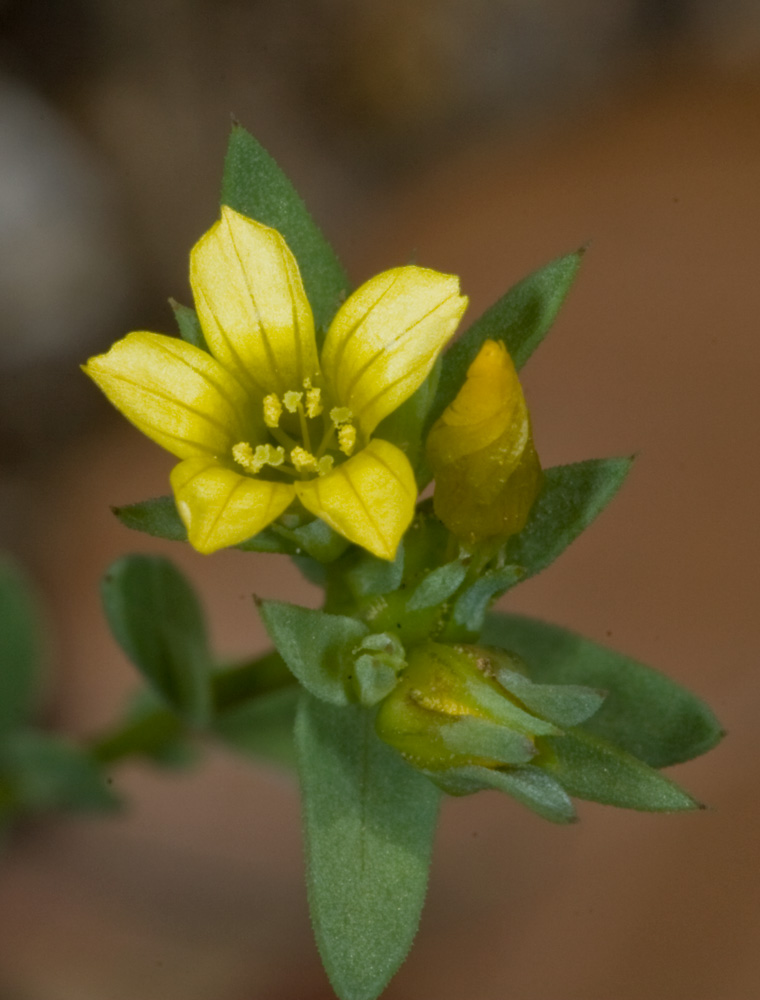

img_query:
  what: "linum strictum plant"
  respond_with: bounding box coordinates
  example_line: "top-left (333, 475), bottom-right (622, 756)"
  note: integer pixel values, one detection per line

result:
top-left (4, 123), bottom-right (715, 1000)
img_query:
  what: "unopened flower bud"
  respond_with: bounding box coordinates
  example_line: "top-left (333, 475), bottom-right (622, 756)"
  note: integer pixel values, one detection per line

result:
top-left (426, 339), bottom-right (542, 546)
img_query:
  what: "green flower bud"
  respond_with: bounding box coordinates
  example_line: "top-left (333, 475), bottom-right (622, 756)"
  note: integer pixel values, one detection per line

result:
top-left (375, 642), bottom-right (560, 771)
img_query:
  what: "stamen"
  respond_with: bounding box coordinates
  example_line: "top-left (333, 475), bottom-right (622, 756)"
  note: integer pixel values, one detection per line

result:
top-left (291, 446), bottom-right (319, 474)
top-left (317, 455), bottom-right (334, 477)
top-left (338, 424), bottom-right (356, 456)
top-left (283, 390), bottom-right (303, 414)
top-left (234, 441), bottom-right (286, 474)
top-left (263, 394), bottom-right (282, 428)
top-left (306, 386), bottom-right (323, 418)
top-left (330, 406), bottom-right (353, 427)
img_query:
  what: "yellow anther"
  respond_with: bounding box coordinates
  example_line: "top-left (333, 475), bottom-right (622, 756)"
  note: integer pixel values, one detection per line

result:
top-left (306, 386), bottom-right (323, 418)
top-left (263, 393), bottom-right (282, 428)
top-left (234, 442), bottom-right (285, 474)
top-left (330, 406), bottom-right (353, 427)
top-left (291, 446), bottom-right (319, 473)
top-left (338, 424), bottom-right (357, 456)
top-left (317, 455), bottom-right (335, 477)
top-left (283, 390), bottom-right (303, 414)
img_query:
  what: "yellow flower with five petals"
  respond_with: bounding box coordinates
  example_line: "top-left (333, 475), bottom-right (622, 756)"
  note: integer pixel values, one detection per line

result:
top-left (85, 207), bottom-right (468, 559)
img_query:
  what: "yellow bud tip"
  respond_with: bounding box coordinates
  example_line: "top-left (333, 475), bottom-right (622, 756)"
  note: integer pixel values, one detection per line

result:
top-left (306, 386), bottom-right (323, 418)
top-left (283, 390), bottom-right (303, 414)
top-left (330, 406), bottom-right (353, 427)
top-left (291, 446), bottom-right (319, 473)
top-left (263, 393), bottom-right (282, 428)
top-left (338, 423), bottom-right (357, 456)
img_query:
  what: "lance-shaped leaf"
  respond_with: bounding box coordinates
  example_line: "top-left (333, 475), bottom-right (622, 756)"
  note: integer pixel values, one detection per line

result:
top-left (450, 564), bottom-right (523, 633)
top-left (482, 613), bottom-right (724, 768)
top-left (503, 457), bottom-right (634, 584)
top-left (221, 124), bottom-right (349, 333)
top-left (428, 249), bottom-right (583, 431)
top-left (258, 601), bottom-right (369, 705)
top-left (101, 556), bottom-right (212, 726)
top-left (170, 299), bottom-right (209, 352)
top-left (541, 728), bottom-right (699, 812)
top-left (0, 557), bottom-right (43, 735)
top-left (296, 694), bottom-right (440, 1000)
top-left (407, 559), bottom-right (467, 611)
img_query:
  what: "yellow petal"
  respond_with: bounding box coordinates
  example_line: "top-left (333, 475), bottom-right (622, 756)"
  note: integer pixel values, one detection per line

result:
top-left (84, 332), bottom-right (250, 460)
top-left (426, 339), bottom-right (542, 544)
top-left (170, 456), bottom-right (295, 554)
top-left (321, 266), bottom-right (468, 437)
top-left (294, 439), bottom-right (416, 560)
top-left (191, 206), bottom-right (319, 396)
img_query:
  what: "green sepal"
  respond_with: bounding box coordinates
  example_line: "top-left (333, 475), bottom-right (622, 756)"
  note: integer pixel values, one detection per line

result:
top-left (112, 496), bottom-right (187, 541)
top-left (353, 655), bottom-right (398, 707)
top-left (504, 457), bottom-right (634, 583)
top-left (427, 249), bottom-right (583, 432)
top-left (540, 728), bottom-right (699, 812)
top-left (439, 717), bottom-right (536, 766)
top-left (221, 124), bottom-right (349, 334)
top-left (214, 686), bottom-right (299, 769)
top-left (428, 763), bottom-right (577, 824)
top-left (345, 542), bottom-right (405, 599)
top-left (0, 556), bottom-right (43, 735)
top-left (450, 564), bottom-right (524, 633)
top-left (482, 613), bottom-right (724, 767)
top-left (257, 600), bottom-right (369, 705)
top-left (0, 731), bottom-right (119, 815)
top-left (492, 657), bottom-right (605, 727)
top-left (296, 693), bottom-right (440, 1000)
top-left (407, 559), bottom-right (467, 611)
top-left (170, 299), bottom-right (209, 352)
top-left (101, 555), bottom-right (213, 727)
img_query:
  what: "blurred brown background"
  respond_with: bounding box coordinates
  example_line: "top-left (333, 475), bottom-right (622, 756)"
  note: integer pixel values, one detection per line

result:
top-left (1, 1), bottom-right (758, 998)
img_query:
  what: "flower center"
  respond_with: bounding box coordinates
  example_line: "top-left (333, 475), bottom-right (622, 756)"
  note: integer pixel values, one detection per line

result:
top-left (232, 377), bottom-right (359, 481)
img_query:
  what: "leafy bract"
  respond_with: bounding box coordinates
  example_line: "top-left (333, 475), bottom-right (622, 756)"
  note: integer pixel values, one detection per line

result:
top-left (101, 556), bottom-right (212, 726)
top-left (221, 124), bottom-right (349, 333)
top-left (428, 249), bottom-right (583, 432)
top-left (482, 613), bottom-right (724, 767)
top-left (296, 694), bottom-right (440, 1000)
top-left (258, 601), bottom-right (368, 705)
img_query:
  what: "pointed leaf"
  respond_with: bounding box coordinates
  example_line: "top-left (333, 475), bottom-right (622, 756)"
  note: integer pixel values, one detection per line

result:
top-left (258, 601), bottom-right (368, 705)
top-left (0, 556), bottom-right (43, 734)
top-left (542, 728), bottom-right (699, 811)
top-left (482, 613), bottom-right (724, 767)
top-left (170, 299), bottom-right (209, 352)
top-left (220, 124), bottom-right (349, 332)
top-left (1, 731), bottom-right (118, 813)
top-left (504, 457), bottom-right (634, 583)
top-left (112, 495), bottom-right (188, 541)
top-left (451, 564), bottom-right (523, 632)
top-left (407, 560), bottom-right (467, 611)
top-left (429, 763), bottom-right (576, 824)
top-left (296, 694), bottom-right (440, 1000)
top-left (428, 249), bottom-right (583, 430)
top-left (101, 556), bottom-right (213, 726)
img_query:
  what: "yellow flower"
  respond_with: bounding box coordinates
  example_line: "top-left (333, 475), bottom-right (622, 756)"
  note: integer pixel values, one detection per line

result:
top-left (426, 339), bottom-right (542, 545)
top-left (84, 207), bottom-right (468, 559)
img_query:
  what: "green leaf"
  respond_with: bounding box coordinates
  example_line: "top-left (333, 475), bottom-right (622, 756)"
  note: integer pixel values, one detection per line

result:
top-left (541, 728), bottom-right (699, 812)
top-left (429, 763), bottom-right (576, 824)
top-left (1, 731), bottom-right (118, 814)
top-left (221, 124), bottom-right (350, 333)
top-left (450, 564), bottom-right (523, 633)
top-left (428, 249), bottom-right (583, 430)
top-left (296, 694), bottom-right (440, 1000)
top-left (346, 543), bottom-right (405, 599)
top-left (101, 556), bottom-right (213, 726)
top-left (170, 299), bottom-right (209, 352)
top-left (112, 496), bottom-right (187, 541)
top-left (482, 613), bottom-right (724, 768)
top-left (258, 601), bottom-right (368, 705)
top-left (214, 686), bottom-right (299, 769)
top-left (0, 556), bottom-right (43, 734)
top-left (504, 457), bottom-right (634, 583)
top-left (407, 559), bottom-right (467, 611)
